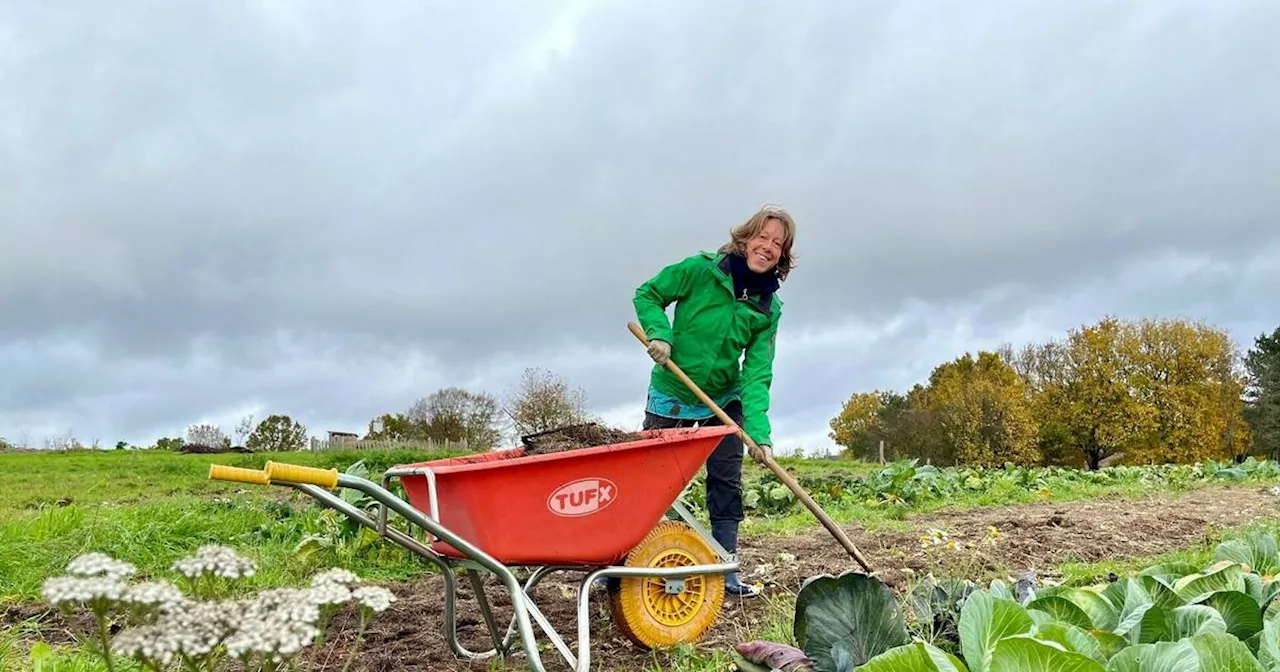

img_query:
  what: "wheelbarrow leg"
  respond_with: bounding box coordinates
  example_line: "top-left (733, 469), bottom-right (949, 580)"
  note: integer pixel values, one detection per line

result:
top-left (289, 484), bottom-right (505, 662)
top-left (497, 566), bottom-right (576, 653)
top-left (287, 479), bottom-right (548, 671)
top-left (464, 569), bottom-right (508, 655)
top-left (333, 474), bottom-right (549, 671)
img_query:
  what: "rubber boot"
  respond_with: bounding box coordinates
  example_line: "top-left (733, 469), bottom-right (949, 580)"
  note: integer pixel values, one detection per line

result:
top-left (713, 520), bottom-right (759, 597)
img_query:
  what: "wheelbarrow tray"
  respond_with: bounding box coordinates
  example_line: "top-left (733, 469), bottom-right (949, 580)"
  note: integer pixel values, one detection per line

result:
top-left (394, 425), bottom-right (736, 566)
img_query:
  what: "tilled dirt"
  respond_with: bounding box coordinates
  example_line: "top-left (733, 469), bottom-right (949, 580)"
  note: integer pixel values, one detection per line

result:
top-left (520, 424), bottom-right (647, 456)
top-left (7, 484), bottom-right (1280, 671)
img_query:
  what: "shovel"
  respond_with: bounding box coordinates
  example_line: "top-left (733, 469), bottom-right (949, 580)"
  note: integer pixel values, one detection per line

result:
top-left (627, 321), bottom-right (872, 573)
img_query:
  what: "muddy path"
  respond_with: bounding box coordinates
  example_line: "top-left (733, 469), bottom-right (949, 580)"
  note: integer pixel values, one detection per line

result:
top-left (7, 484), bottom-right (1280, 671)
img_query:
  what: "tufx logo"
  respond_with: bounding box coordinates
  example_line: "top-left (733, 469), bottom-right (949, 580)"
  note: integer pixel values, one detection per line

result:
top-left (547, 478), bottom-right (617, 517)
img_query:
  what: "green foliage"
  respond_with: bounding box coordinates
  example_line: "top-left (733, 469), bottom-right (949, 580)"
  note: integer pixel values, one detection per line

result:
top-left (739, 529), bottom-right (1280, 670)
top-left (245, 413), bottom-right (307, 453)
top-left (793, 572), bottom-right (911, 670)
top-left (1245, 326), bottom-right (1280, 459)
top-left (366, 386), bottom-right (503, 449)
top-left (687, 457), bottom-right (1280, 524)
top-left (154, 437), bottom-right (183, 451)
top-left (0, 446), bottom-right (467, 603)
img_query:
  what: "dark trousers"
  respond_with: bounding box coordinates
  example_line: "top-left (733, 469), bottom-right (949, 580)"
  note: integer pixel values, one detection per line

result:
top-left (643, 400), bottom-right (744, 554)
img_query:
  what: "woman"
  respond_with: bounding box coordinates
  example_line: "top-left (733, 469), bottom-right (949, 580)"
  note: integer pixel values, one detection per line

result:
top-left (632, 204), bottom-right (796, 598)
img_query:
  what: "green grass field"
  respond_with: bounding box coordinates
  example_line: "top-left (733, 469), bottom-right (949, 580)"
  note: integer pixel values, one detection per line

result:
top-left (4, 447), bottom-right (1280, 671)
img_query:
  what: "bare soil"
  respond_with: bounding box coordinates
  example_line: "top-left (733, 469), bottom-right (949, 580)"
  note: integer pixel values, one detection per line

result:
top-left (519, 424), bottom-right (647, 457)
top-left (7, 484), bottom-right (1280, 671)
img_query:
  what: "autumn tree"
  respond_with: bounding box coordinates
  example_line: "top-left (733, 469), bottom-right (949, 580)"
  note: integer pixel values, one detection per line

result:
top-left (1123, 317), bottom-right (1251, 464)
top-left (828, 390), bottom-right (939, 462)
top-left (407, 387), bottom-right (503, 449)
top-left (1030, 318), bottom-right (1156, 469)
top-left (1244, 326), bottom-right (1280, 459)
top-left (1012, 316), bottom-right (1250, 468)
top-left (504, 367), bottom-right (594, 437)
top-left (829, 315), bottom-right (1254, 470)
top-left (246, 414), bottom-right (308, 452)
top-left (186, 423), bottom-right (229, 449)
top-left (918, 351), bottom-right (1040, 467)
top-left (1000, 339), bottom-right (1079, 465)
top-left (829, 391), bottom-right (888, 459)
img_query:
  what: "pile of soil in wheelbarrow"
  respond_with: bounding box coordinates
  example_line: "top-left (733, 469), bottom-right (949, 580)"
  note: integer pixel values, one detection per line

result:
top-left (520, 423), bottom-right (645, 456)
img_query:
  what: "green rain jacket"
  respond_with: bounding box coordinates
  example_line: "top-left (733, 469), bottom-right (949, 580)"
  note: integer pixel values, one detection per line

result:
top-left (633, 250), bottom-right (782, 447)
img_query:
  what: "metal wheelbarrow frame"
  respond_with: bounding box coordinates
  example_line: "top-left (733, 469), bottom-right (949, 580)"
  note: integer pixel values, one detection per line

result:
top-left (209, 425), bottom-right (740, 672)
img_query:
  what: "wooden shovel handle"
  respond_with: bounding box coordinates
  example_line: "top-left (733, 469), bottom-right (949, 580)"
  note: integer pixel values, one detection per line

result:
top-left (627, 322), bottom-right (871, 572)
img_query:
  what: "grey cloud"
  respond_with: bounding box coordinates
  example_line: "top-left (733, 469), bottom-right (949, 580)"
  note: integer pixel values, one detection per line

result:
top-left (2, 0), bottom-right (1279, 448)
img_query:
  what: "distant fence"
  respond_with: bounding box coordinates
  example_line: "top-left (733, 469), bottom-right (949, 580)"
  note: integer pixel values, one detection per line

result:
top-left (307, 437), bottom-right (471, 453)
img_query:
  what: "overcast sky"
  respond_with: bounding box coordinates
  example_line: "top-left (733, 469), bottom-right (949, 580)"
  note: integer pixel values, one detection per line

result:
top-left (3, 1), bottom-right (1279, 453)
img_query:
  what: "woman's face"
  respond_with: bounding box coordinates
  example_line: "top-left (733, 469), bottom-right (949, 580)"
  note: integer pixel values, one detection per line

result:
top-left (745, 217), bottom-right (785, 273)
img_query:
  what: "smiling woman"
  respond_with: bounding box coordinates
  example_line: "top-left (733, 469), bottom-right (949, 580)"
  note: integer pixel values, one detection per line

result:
top-left (629, 204), bottom-right (798, 598)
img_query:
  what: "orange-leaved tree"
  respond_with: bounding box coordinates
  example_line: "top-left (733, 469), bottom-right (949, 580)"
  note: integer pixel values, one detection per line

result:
top-left (917, 350), bottom-right (1040, 468)
top-left (1124, 317), bottom-right (1251, 464)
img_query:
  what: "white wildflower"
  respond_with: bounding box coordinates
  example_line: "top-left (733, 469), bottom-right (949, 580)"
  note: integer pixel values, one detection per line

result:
top-left (113, 624), bottom-right (181, 666)
top-left (147, 599), bottom-right (240, 658)
top-left (122, 580), bottom-right (189, 611)
top-left (307, 581), bottom-right (351, 606)
top-left (66, 552), bottom-right (136, 580)
top-left (310, 568), bottom-right (360, 588)
top-left (224, 588), bottom-right (322, 661)
top-left (41, 575), bottom-right (127, 606)
top-left (351, 586), bottom-right (396, 613)
top-left (171, 545), bottom-right (257, 579)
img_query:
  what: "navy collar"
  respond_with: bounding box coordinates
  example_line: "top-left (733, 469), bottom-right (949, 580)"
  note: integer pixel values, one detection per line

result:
top-left (719, 253), bottom-right (778, 314)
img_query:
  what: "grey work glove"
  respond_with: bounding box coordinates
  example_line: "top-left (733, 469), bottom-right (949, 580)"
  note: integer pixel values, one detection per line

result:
top-left (749, 443), bottom-right (772, 464)
top-left (647, 339), bottom-right (671, 365)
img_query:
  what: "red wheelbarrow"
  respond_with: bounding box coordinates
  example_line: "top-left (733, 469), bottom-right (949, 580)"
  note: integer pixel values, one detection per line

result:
top-left (209, 425), bottom-right (740, 672)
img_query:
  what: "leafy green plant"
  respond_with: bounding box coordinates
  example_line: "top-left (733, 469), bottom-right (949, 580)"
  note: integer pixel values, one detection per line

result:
top-left (735, 571), bottom-right (909, 672)
top-left (731, 529), bottom-right (1280, 671)
top-left (725, 457), bottom-right (1280, 523)
top-left (744, 476), bottom-right (798, 514)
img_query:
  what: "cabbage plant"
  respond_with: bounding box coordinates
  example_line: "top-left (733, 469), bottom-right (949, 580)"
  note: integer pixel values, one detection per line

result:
top-left (732, 529), bottom-right (1280, 671)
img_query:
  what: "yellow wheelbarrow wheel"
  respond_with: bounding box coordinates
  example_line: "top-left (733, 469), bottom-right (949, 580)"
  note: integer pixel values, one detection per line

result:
top-left (607, 520), bottom-right (726, 649)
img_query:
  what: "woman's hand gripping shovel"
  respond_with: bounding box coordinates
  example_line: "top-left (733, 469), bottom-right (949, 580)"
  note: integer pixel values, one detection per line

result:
top-left (627, 322), bottom-right (872, 573)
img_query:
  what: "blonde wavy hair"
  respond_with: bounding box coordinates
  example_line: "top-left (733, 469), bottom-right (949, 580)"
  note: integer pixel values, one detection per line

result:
top-left (718, 205), bottom-right (798, 281)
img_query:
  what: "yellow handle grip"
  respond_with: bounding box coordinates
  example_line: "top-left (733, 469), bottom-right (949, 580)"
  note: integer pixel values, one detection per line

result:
top-left (264, 461), bottom-right (339, 489)
top-left (209, 464), bottom-right (269, 485)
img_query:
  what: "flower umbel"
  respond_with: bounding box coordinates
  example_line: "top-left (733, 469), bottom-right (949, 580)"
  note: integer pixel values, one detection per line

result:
top-left (66, 552), bottom-right (137, 581)
top-left (351, 586), bottom-right (396, 613)
top-left (171, 544), bottom-right (257, 580)
top-left (41, 575), bottom-right (128, 607)
top-left (224, 588), bottom-right (322, 662)
top-left (311, 568), bottom-right (360, 588)
top-left (38, 545), bottom-right (396, 672)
